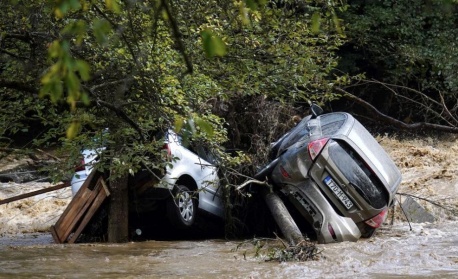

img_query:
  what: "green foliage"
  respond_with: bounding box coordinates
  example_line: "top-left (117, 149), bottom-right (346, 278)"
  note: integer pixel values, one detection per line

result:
top-left (338, 0), bottom-right (458, 122)
top-left (1, 0), bottom-right (348, 190)
top-left (245, 0), bottom-right (267, 10)
top-left (54, 0), bottom-right (81, 18)
top-left (179, 0), bottom-right (346, 105)
top-left (201, 29), bottom-right (227, 57)
top-left (40, 40), bottom-right (91, 111)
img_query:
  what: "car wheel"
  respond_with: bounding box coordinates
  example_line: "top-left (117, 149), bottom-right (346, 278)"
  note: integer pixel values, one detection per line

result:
top-left (167, 184), bottom-right (197, 229)
top-left (358, 223), bottom-right (377, 238)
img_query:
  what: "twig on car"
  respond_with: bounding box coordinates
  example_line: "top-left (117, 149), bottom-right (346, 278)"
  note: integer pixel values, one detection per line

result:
top-left (236, 178), bottom-right (270, 191)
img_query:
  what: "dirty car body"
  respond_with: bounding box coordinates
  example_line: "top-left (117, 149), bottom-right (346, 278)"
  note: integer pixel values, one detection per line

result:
top-left (262, 109), bottom-right (402, 243)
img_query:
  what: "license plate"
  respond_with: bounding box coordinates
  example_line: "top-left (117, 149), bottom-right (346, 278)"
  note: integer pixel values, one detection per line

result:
top-left (324, 176), bottom-right (354, 209)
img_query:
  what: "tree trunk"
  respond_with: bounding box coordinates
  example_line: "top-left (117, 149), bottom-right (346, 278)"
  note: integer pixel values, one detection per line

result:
top-left (107, 173), bottom-right (129, 242)
top-left (262, 190), bottom-right (305, 246)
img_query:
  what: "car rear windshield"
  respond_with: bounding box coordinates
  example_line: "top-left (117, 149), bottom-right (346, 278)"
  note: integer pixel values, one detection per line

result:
top-left (278, 112), bottom-right (348, 153)
top-left (329, 140), bottom-right (389, 209)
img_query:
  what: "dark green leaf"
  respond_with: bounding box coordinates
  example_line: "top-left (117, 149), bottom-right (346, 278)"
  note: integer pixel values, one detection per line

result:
top-left (201, 29), bottom-right (227, 57)
top-left (311, 12), bottom-right (321, 34)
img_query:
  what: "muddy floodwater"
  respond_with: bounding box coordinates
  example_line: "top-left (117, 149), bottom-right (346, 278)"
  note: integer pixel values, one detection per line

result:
top-left (1, 220), bottom-right (458, 278)
top-left (2, 136), bottom-right (458, 278)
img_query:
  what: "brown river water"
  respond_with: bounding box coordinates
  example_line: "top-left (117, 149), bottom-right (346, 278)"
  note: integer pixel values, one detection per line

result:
top-left (0, 221), bottom-right (458, 278)
top-left (1, 136), bottom-right (458, 278)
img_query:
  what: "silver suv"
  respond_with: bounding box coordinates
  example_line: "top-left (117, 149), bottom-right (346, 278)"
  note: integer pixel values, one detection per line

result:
top-left (261, 109), bottom-right (402, 243)
top-left (71, 129), bottom-right (224, 230)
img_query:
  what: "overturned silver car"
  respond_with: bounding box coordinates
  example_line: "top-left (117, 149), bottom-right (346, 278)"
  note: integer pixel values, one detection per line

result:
top-left (257, 107), bottom-right (402, 243)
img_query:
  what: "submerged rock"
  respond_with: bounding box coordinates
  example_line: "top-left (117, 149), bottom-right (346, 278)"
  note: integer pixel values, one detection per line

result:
top-left (401, 196), bottom-right (436, 223)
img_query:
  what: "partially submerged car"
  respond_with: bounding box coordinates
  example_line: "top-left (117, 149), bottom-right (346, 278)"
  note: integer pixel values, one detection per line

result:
top-left (71, 129), bottom-right (224, 230)
top-left (257, 106), bottom-right (402, 243)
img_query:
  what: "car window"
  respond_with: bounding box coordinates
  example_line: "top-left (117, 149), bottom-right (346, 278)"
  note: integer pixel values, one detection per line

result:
top-left (191, 144), bottom-right (217, 165)
top-left (278, 112), bottom-right (348, 155)
top-left (329, 140), bottom-right (388, 209)
top-left (320, 113), bottom-right (347, 136)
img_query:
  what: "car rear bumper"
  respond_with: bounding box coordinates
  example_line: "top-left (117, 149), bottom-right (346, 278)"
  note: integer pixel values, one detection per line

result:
top-left (280, 179), bottom-right (361, 244)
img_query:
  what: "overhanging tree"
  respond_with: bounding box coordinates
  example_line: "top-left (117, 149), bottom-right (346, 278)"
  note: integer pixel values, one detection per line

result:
top-left (1, 0), bottom-right (349, 242)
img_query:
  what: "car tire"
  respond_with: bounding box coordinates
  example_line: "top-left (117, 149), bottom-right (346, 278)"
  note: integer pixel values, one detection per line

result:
top-left (358, 223), bottom-right (377, 238)
top-left (166, 184), bottom-right (197, 229)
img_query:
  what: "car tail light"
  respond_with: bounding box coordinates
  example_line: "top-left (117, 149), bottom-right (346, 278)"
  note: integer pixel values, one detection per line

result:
top-left (75, 158), bottom-right (85, 172)
top-left (279, 166), bottom-right (291, 178)
top-left (308, 138), bottom-right (329, 160)
top-left (365, 208), bottom-right (388, 228)
top-left (162, 143), bottom-right (172, 160)
top-left (328, 223), bottom-right (337, 240)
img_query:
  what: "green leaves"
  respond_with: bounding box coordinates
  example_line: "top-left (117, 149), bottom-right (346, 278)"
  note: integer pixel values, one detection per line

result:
top-left (105, 0), bottom-right (121, 13)
top-left (311, 12), bottom-right (321, 34)
top-left (54, 0), bottom-right (81, 18)
top-left (201, 29), bottom-right (227, 58)
top-left (62, 20), bottom-right (87, 45)
top-left (54, 0), bottom-right (121, 18)
top-left (40, 40), bottom-right (91, 110)
top-left (93, 19), bottom-right (112, 45)
top-left (66, 121), bottom-right (81, 140)
top-left (245, 0), bottom-right (267, 10)
top-left (2, 0), bottom-right (349, 185)
top-left (174, 115), bottom-right (215, 138)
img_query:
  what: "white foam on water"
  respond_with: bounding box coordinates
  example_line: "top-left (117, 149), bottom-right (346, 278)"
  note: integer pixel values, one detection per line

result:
top-left (0, 182), bottom-right (71, 235)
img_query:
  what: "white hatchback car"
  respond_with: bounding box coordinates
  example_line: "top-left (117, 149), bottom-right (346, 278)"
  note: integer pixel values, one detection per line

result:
top-left (70, 130), bottom-right (225, 229)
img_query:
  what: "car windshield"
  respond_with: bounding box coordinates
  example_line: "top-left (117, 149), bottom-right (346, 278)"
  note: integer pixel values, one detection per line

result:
top-left (329, 140), bottom-right (388, 209)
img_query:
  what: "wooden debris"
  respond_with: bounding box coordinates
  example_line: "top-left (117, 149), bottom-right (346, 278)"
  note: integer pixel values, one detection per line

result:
top-left (51, 171), bottom-right (110, 244)
top-left (0, 182), bottom-right (70, 205)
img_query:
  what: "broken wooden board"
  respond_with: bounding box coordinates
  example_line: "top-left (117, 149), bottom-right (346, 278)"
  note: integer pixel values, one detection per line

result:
top-left (0, 182), bottom-right (70, 205)
top-left (51, 171), bottom-right (110, 244)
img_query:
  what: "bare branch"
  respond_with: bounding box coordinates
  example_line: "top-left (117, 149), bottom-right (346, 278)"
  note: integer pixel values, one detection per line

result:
top-left (438, 91), bottom-right (458, 125)
top-left (345, 79), bottom-right (458, 127)
top-left (336, 87), bottom-right (458, 133)
top-left (397, 192), bottom-right (457, 213)
top-left (0, 79), bottom-right (37, 93)
top-left (236, 179), bottom-right (270, 191)
top-left (162, 0), bottom-right (193, 75)
top-left (89, 78), bottom-right (135, 93)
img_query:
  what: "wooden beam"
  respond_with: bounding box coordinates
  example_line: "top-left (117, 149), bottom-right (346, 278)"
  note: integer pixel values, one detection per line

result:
top-left (0, 182), bottom-right (70, 205)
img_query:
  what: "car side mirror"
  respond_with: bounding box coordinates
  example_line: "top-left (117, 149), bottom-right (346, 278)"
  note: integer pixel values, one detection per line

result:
top-left (311, 103), bottom-right (324, 118)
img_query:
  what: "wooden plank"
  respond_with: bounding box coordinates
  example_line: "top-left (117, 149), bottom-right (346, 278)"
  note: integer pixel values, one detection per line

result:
top-left (100, 178), bottom-right (110, 197)
top-left (50, 225), bottom-right (61, 244)
top-left (54, 184), bottom-right (94, 231)
top-left (68, 182), bottom-right (108, 243)
top-left (53, 177), bottom-right (98, 241)
top-left (0, 182), bottom-right (70, 205)
top-left (53, 171), bottom-right (97, 229)
top-left (52, 171), bottom-right (104, 243)
top-left (58, 179), bottom-right (103, 243)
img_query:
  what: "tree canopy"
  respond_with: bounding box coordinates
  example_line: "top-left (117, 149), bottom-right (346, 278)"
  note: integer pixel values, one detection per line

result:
top-left (338, 0), bottom-right (458, 129)
top-left (1, 0), bottom-right (347, 178)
